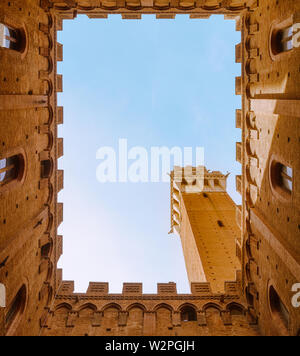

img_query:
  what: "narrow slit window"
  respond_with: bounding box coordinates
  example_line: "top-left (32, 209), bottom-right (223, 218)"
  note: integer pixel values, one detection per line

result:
top-left (0, 23), bottom-right (23, 52)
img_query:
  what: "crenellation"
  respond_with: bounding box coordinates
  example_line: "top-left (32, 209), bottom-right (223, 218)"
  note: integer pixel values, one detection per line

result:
top-left (56, 202), bottom-right (63, 227)
top-left (191, 283), bottom-right (211, 295)
top-left (56, 16), bottom-right (63, 31)
top-left (57, 170), bottom-right (64, 192)
top-left (156, 14), bottom-right (176, 19)
top-left (236, 142), bottom-right (242, 164)
top-left (56, 74), bottom-right (63, 93)
top-left (55, 277), bottom-right (244, 299)
top-left (122, 14), bottom-right (142, 19)
top-left (56, 235), bottom-right (63, 261)
top-left (57, 106), bottom-right (64, 125)
top-left (87, 282), bottom-right (109, 295)
top-left (59, 281), bottom-right (75, 295)
top-left (235, 76), bottom-right (242, 95)
top-left (45, 275), bottom-right (258, 335)
top-left (157, 282), bottom-right (177, 295)
top-left (56, 42), bottom-right (63, 61)
top-left (56, 269), bottom-right (63, 290)
top-left (122, 283), bottom-right (143, 295)
top-left (57, 138), bottom-right (63, 158)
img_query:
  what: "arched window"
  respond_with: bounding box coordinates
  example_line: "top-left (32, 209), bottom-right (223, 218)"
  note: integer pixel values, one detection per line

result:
top-left (229, 304), bottom-right (244, 316)
top-left (5, 285), bottom-right (26, 333)
top-left (269, 286), bottom-right (289, 332)
top-left (180, 306), bottom-right (197, 322)
top-left (271, 161), bottom-right (293, 194)
top-left (0, 23), bottom-right (24, 52)
top-left (0, 155), bottom-right (23, 187)
top-left (271, 26), bottom-right (294, 54)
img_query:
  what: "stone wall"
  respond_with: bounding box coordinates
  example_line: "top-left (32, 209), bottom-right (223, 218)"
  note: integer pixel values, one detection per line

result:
top-left (42, 281), bottom-right (260, 336)
top-left (0, 0), bottom-right (62, 336)
top-left (236, 0), bottom-right (300, 336)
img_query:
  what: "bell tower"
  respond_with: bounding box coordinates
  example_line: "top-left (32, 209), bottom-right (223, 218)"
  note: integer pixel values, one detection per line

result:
top-left (170, 166), bottom-right (241, 294)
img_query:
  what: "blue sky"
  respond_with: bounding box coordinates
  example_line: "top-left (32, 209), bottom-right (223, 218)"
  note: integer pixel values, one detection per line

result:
top-left (57, 14), bottom-right (241, 294)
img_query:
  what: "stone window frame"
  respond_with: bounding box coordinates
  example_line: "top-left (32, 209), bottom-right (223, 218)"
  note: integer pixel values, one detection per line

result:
top-left (269, 14), bottom-right (299, 61)
top-left (0, 148), bottom-right (27, 195)
top-left (0, 18), bottom-right (28, 59)
top-left (180, 305), bottom-right (197, 322)
top-left (269, 154), bottom-right (293, 202)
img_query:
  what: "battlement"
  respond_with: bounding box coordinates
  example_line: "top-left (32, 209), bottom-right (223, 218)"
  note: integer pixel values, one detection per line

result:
top-left (56, 274), bottom-right (242, 299)
top-left (41, 271), bottom-right (259, 336)
top-left (172, 166), bottom-right (228, 193)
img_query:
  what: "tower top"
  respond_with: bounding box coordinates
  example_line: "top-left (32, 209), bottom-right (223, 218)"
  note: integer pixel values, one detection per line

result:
top-left (172, 166), bottom-right (229, 193)
top-left (170, 166), bottom-right (230, 234)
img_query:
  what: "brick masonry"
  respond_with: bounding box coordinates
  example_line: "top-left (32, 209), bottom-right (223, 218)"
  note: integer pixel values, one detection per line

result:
top-left (0, 0), bottom-right (299, 336)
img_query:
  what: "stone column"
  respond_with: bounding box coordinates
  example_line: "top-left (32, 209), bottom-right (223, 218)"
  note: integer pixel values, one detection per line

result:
top-left (172, 311), bottom-right (181, 327)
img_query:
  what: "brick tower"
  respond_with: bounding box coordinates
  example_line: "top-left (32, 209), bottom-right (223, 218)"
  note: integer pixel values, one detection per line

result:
top-left (170, 167), bottom-right (241, 294)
